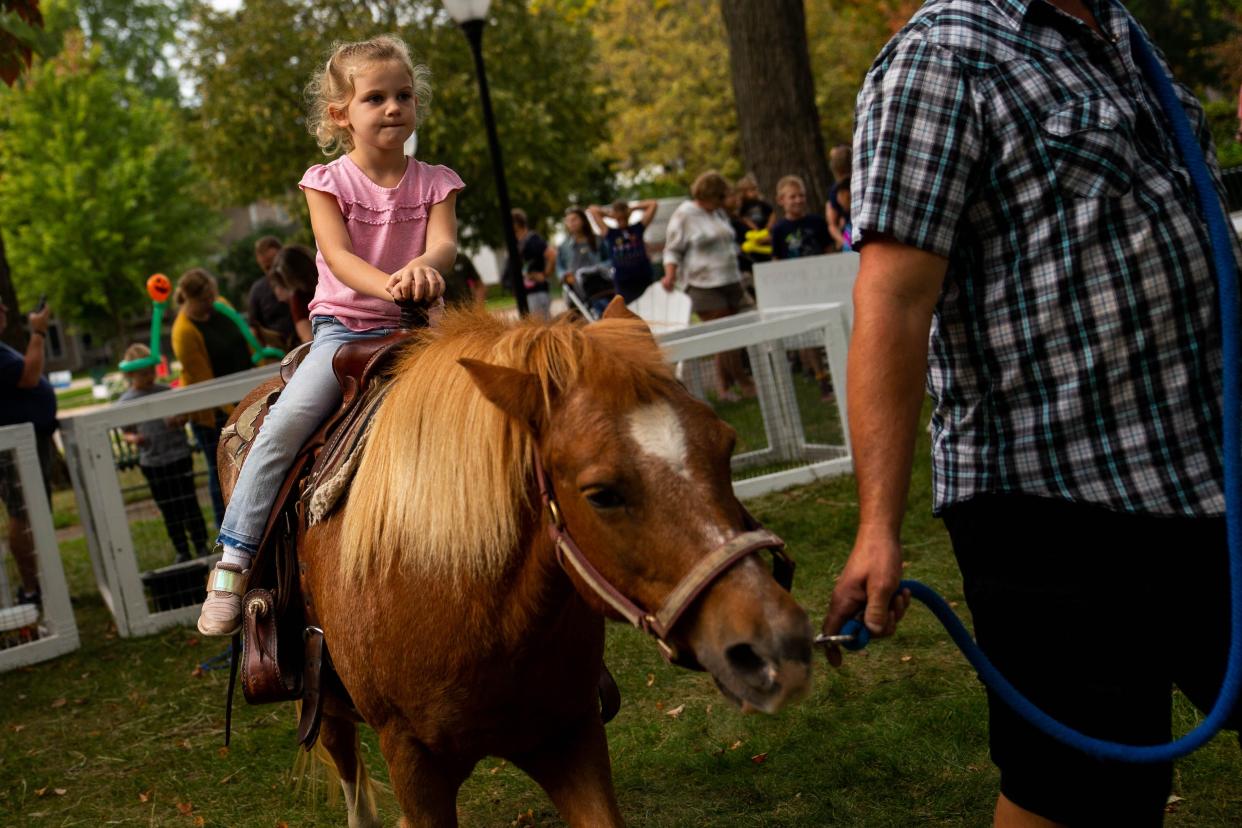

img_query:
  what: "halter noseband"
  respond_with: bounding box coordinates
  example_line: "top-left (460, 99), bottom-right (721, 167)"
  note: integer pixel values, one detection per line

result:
top-left (532, 452), bottom-right (795, 666)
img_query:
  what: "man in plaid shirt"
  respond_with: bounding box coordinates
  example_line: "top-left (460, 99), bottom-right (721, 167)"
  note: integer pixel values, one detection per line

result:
top-left (820, 0), bottom-right (1236, 824)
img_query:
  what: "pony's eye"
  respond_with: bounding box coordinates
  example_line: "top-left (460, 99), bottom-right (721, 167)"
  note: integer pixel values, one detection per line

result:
top-left (584, 488), bottom-right (625, 510)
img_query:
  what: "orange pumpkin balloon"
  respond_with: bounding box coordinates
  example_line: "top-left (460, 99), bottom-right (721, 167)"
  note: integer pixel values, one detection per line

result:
top-left (147, 273), bottom-right (172, 303)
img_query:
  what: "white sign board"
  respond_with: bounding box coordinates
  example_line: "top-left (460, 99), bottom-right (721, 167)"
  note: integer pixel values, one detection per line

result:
top-left (753, 252), bottom-right (859, 322)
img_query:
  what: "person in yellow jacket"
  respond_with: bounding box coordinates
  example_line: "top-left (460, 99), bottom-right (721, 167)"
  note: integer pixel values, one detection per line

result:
top-left (171, 268), bottom-right (252, 528)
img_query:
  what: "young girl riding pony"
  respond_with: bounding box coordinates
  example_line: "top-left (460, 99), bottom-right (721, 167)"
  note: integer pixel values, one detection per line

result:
top-left (198, 35), bottom-right (463, 636)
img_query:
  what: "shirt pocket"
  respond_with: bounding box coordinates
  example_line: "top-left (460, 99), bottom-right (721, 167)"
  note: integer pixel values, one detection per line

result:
top-left (1041, 97), bottom-right (1134, 198)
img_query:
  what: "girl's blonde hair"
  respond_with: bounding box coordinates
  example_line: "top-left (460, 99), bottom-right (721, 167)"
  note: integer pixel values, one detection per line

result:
top-left (175, 268), bottom-right (218, 306)
top-left (306, 34), bottom-right (432, 156)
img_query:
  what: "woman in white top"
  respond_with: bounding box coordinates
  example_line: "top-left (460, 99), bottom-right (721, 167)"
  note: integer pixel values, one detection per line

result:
top-left (661, 170), bottom-right (755, 401)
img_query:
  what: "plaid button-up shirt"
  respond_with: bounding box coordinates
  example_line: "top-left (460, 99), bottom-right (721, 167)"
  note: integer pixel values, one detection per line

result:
top-left (852, 0), bottom-right (1232, 516)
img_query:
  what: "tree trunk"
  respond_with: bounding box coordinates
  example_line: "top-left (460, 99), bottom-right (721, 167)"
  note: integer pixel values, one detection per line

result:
top-left (0, 227), bottom-right (26, 350)
top-left (719, 0), bottom-right (831, 216)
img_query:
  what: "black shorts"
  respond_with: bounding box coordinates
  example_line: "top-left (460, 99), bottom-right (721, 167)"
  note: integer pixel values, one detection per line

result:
top-left (943, 494), bottom-right (1237, 826)
top-left (0, 430), bottom-right (54, 517)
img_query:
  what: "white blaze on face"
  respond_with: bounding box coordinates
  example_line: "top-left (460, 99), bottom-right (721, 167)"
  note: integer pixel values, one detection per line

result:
top-left (626, 401), bottom-right (691, 480)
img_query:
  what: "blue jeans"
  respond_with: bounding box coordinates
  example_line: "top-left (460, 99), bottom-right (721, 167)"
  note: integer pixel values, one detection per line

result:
top-left (217, 316), bottom-right (392, 554)
top-left (191, 416), bottom-right (225, 528)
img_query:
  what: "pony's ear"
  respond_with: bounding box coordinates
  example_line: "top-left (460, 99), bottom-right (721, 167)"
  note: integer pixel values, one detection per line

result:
top-left (601, 296), bottom-right (640, 321)
top-left (459, 358), bottom-right (543, 430)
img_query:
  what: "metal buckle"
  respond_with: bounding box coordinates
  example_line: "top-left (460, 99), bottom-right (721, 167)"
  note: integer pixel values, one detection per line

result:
top-left (547, 497), bottom-right (564, 530)
top-left (303, 625), bottom-right (325, 642)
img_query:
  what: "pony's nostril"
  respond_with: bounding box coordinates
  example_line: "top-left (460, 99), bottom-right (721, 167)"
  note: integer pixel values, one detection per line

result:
top-left (779, 633), bottom-right (812, 664)
top-left (725, 642), bottom-right (766, 676)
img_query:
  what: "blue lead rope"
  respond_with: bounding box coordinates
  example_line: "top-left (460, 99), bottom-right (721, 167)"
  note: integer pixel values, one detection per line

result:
top-left (842, 16), bottom-right (1242, 763)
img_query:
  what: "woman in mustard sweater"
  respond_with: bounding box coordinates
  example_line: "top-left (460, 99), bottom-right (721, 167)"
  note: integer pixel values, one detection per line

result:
top-left (171, 269), bottom-right (252, 528)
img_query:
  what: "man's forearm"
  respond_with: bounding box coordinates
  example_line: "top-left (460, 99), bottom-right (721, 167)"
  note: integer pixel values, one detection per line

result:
top-left (847, 269), bottom-right (940, 535)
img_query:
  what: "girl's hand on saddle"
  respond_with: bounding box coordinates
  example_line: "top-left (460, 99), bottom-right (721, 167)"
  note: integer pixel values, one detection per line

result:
top-left (387, 265), bottom-right (445, 303)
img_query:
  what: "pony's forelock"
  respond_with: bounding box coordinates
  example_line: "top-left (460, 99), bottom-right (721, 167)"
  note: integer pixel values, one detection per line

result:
top-left (336, 307), bottom-right (672, 583)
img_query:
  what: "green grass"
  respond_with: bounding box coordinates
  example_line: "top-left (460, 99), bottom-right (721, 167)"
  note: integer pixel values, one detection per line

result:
top-left (3, 420), bottom-right (1241, 825)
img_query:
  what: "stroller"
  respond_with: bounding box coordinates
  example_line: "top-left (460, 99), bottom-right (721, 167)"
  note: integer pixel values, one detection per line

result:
top-left (562, 263), bottom-right (618, 321)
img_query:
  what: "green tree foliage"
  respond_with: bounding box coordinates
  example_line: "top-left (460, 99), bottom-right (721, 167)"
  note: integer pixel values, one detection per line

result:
top-left (41, 0), bottom-right (190, 102)
top-left (588, 0), bottom-right (740, 190)
top-left (1129, 0), bottom-right (1242, 92)
top-left (186, 0), bottom-right (609, 245)
top-left (0, 36), bottom-right (216, 343)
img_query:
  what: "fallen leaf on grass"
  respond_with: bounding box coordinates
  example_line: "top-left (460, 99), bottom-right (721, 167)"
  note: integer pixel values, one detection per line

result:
top-left (194, 817), bottom-right (205, 827)
top-left (8, 724), bottom-right (24, 733)
top-left (645, 673), bottom-right (655, 687)
top-left (665, 704), bottom-right (685, 719)
top-left (176, 801), bottom-right (193, 816)
top-left (900, 655), bottom-right (913, 663)
top-left (654, 701), bottom-right (664, 711)
top-left (751, 753), bottom-right (768, 764)
top-left (190, 667), bottom-right (205, 678)
top-left (138, 789), bottom-right (152, 803)
top-left (276, 822), bottom-right (289, 828)
top-left (512, 808), bottom-right (536, 826)
top-left (217, 746), bottom-right (229, 758)
top-left (729, 740), bottom-right (743, 751)
top-left (179, 738), bottom-right (192, 750)
top-left (1165, 795), bottom-right (1185, 813)
top-left (49, 698), bottom-right (67, 709)
top-left (186, 637), bottom-right (200, 648)
top-left (53, 789), bottom-right (66, 796)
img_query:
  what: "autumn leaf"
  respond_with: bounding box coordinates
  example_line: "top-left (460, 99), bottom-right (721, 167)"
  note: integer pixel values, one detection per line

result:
top-left (217, 746), bottom-right (229, 758)
top-left (177, 801), bottom-right (193, 816)
top-left (190, 667), bottom-right (205, 678)
top-left (34, 786), bottom-right (48, 797)
top-left (8, 724), bottom-right (24, 733)
top-left (645, 673), bottom-right (655, 687)
top-left (729, 740), bottom-right (743, 751)
top-left (751, 752), bottom-right (769, 764)
top-left (665, 704), bottom-right (685, 719)
top-left (50, 698), bottom-right (67, 709)
top-left (194, 817), bottom-right (205, 827)
top-left (53, 788), bottom-right (66, 796)
top-left (138, 789), bottom-right (152, 803)
top-left (276, 821), bottom-right (289, 828)
top-left (186, 637), bottom-right (200, 647)
top-left (900, 655), bottom-right (913, 663)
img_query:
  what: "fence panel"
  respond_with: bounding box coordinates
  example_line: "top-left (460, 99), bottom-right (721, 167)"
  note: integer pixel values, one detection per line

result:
top-left (0, 423), bottom-right (79, 670)
top-left (59, 366), bottom-right (278, 637)
top-left (657, 306), bottom-right (853, 498)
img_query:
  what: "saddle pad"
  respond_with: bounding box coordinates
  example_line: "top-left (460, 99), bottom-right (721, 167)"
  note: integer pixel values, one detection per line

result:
top-left (305, 384), bottom-right (390, 527)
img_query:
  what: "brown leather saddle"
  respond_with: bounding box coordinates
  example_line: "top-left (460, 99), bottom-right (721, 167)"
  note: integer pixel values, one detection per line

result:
top-left (227, 329), bottom-right (413, 749)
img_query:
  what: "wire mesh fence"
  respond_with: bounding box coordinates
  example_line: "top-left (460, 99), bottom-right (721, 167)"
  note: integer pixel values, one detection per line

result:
top-left (0, 424), bottom-right (78, 669)
top-left (60, 366), bottom-right (278, 637)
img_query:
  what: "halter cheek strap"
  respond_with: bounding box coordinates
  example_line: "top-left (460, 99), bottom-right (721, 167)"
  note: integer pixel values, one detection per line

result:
top-left (533, 452), bottom-right (794, 665)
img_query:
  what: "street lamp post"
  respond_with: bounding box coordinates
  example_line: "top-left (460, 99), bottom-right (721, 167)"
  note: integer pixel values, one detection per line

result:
top-left (441, 0), bottom-right (527, 316)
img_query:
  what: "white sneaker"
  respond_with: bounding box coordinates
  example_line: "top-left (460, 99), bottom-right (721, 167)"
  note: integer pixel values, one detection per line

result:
top-left (197, 562), bottom-right (247, 636)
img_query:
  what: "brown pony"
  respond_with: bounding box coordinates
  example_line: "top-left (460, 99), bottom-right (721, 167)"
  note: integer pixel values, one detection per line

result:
top-left (226, 300), bottom-right (813, 826)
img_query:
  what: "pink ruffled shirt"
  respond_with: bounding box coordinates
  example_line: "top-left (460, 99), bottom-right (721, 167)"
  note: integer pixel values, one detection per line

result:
top-left (298, 155), bottom-right (465, 330)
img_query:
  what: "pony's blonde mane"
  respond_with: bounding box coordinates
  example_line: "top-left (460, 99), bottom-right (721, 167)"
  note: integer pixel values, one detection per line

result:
top-left (337, 307), bottom-right (674, 582)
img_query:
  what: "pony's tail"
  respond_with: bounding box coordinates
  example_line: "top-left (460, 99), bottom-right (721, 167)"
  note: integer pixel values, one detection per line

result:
top-left (291, 702), bottom-right (386, 824)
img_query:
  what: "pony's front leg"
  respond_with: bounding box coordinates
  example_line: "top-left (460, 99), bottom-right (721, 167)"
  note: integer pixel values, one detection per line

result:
top-left (378, 727), bottom-right (470, 828)
top-left (508, 714), bottom-right (624, 827)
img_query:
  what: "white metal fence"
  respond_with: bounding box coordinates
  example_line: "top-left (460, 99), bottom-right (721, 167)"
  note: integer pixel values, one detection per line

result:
top-left (657, 305), bottom-right (852, 498)
top-left (0, 423), bottom-right (79, 669)
top-left (39, 303), bottom-right (853, 643)
top-left (59, 365), bottom-right (278, 638)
